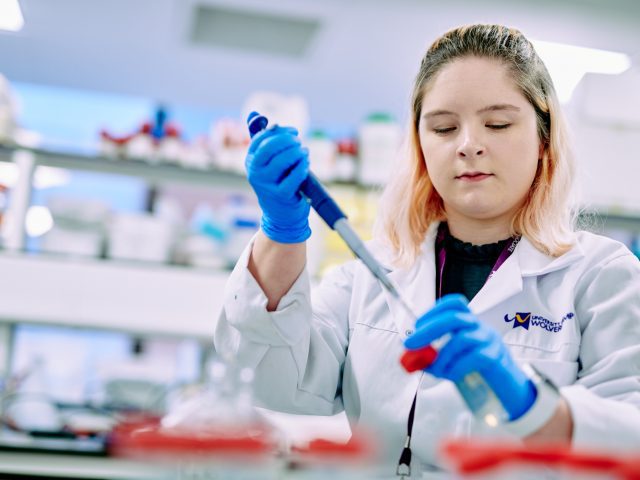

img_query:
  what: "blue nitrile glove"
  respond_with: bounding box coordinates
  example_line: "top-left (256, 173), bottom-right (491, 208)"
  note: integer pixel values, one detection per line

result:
top-left (245, 123), bottom-right (311, 243)
top-left (404, 294), bottom-right (537, 421)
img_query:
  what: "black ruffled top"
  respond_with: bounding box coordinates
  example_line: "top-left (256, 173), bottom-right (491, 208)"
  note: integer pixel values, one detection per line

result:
top-left (438, 228), bottom-right (512, 301)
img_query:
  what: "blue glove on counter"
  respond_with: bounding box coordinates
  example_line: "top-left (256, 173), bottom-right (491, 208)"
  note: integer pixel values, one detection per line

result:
top-left (404, 294), bottom-right (536, 421)
top-left (245, 122), bottom-right (311, 243)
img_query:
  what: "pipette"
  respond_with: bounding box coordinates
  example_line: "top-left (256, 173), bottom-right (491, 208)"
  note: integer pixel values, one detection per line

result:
top-left (246, 112), bottom-right (508, 426)
top-left (247, 112), bottom-right (411, 311)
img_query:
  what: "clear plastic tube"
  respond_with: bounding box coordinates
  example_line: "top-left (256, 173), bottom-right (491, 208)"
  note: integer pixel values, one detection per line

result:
top-left (456, 373), bottom-right (509, 426)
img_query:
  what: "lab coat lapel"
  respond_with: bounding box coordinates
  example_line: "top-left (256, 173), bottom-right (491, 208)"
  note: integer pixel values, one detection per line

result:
top-left (518, 235), bottom-right (585, 277)
top-left (469, 235), bottom-right (585, 314)
top-left (382, 223), bottom-right (439, 335)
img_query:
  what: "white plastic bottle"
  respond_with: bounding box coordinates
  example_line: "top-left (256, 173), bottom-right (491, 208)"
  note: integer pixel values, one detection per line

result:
top-left (357, 113), bottom-right (402, 186)
top-left (306, 130), bottom-right (337, 182)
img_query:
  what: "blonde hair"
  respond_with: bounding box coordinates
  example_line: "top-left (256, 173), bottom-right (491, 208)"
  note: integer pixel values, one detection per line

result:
top-left (375, 24), bottom-right (576, 267)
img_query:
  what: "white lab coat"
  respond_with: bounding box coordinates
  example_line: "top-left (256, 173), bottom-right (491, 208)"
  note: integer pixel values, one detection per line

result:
top-left (214, 223), bottom-right (640, 475)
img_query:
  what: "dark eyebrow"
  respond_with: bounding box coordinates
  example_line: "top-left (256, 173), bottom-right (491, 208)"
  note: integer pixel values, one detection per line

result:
top-left (422, 104), bottom-right (521, 120)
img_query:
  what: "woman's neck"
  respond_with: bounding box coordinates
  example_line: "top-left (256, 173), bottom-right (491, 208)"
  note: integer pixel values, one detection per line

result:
top-left (445, 213), bottom-right (513, 245)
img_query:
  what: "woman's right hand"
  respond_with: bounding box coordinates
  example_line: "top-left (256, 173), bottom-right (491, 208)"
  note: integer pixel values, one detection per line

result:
top-left (245, 125), bottom-right (311, 244)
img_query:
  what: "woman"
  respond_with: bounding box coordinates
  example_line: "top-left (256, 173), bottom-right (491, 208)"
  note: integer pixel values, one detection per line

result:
top-left (214, 24), bottom-right (640, 474)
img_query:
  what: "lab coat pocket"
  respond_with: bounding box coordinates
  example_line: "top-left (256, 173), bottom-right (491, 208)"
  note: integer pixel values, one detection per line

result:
top-left (525, 358), bottom-right (579, 387)
top-left (351, 284), bottom-right (399, 333)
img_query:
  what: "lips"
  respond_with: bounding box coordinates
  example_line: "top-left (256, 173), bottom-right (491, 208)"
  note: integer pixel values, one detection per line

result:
top-left (456, 172), bottom-right (493, 182)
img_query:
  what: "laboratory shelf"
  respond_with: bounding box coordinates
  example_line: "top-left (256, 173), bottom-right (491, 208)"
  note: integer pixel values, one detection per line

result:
top-left (0, 143), bottom-right (372, 191)
top-left (0, 143), bottom-right (249, 189)
top-left (0, 251), bottom-right (228, 339)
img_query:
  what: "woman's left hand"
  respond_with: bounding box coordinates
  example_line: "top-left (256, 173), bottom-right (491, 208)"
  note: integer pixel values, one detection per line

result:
top-left (404, 294), bottom-right (536, 421)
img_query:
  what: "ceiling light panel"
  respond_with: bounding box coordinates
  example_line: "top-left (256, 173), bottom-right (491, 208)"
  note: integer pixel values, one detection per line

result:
top-left (190, 4), bottom-right (320, 58)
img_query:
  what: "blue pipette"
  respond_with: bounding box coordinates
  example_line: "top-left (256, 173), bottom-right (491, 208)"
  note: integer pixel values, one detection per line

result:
top-left (246, 111), bottom-right (509, 426)
top-left (247, 112), bottom-right (404, 303)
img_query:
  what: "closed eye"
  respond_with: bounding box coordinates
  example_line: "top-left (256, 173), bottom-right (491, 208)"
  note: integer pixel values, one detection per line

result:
top-left (487, 124), bottom-right (511, 130)
top-left (433, 127), bottom-right (456, 134)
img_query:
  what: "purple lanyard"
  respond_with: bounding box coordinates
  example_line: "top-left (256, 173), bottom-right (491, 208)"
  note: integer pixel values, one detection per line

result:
top-left (396, 225), bottom-right (522, 478)
top-left (435, 224), bottom-right (520, 299)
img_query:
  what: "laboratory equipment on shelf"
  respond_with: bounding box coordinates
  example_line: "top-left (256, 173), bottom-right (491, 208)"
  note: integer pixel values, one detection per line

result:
top-left (247, 111), bottom-right (509, 427)
top-left (357, 112), bottom-right (402, 186)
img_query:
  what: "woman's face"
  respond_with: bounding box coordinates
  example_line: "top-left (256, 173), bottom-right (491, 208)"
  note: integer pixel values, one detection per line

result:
top-left (418, 56), bottom-right (542, 226)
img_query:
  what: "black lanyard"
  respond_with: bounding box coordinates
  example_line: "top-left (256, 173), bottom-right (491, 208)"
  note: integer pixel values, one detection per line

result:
top-left (396, 224), bottom-right (520, 477)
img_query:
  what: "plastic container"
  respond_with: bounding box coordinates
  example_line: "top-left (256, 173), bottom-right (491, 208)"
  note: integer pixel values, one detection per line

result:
top-left (41, 196), bottom-right (110, 258)
top-left (219, 194), bottom-right (260, 267)
top-left (334, 138), bottom-right (358, 182)
top-left (125, 132), bottom-right (155, 161)
top-left (306, 130), bottom-right (337, 182)
top-left (357, 113), bottom-right (402, 186)
top-left (111, 358), bottom-right (282, 479)
top-left (209, 118), bottom-right (251, 173)
top-left (42, 226), bottom-right (104, 258)
top-left (107, 213), bottom-right (176, 263)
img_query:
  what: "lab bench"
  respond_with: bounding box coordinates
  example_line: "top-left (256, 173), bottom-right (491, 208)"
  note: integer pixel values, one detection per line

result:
top-left (0, 450), bottom-right (376, 480)
top-left (0, 451), bottom-right (177, 480)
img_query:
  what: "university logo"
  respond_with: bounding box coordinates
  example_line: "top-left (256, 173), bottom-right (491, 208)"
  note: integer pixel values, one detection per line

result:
top-left (504, 312), bottom-right (531, 330)
top-left (504, 312), bottom-right (575, 333)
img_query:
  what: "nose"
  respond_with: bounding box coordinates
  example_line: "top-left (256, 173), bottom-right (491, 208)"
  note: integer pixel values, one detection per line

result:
top-left (456, 128), bottom-right (485, 159)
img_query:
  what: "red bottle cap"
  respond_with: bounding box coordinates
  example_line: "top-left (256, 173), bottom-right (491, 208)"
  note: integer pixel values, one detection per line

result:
top-left (400, 346), bottom-right (438, 372)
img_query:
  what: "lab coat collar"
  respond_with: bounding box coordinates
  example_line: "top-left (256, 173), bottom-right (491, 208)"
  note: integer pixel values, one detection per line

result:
top-left (462, 233), bottom-right (584, 315)
top-left (380, 223), bottom-right (585, 327)
top-left (516, 234), bottom-right (585, 277)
